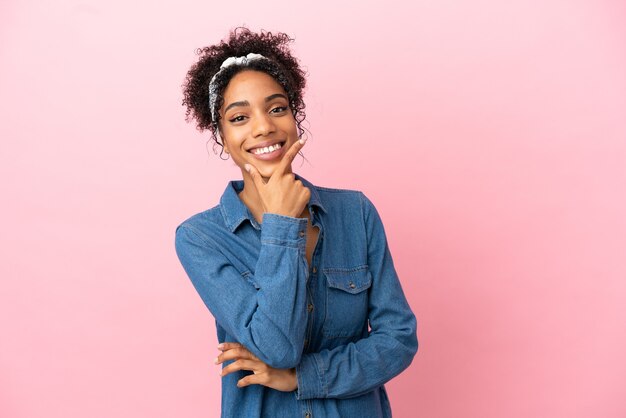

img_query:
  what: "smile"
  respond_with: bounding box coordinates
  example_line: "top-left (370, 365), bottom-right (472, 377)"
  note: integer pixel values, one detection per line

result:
top-left (250, 141), bottom-right (285, 155)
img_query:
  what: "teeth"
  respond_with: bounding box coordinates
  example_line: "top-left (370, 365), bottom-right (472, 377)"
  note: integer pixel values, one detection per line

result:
top-left (253, 142), bottom-right (282, 155)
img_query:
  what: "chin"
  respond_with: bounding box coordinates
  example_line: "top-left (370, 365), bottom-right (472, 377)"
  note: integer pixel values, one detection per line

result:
top-left (258, 169), bottom-right (275, 179)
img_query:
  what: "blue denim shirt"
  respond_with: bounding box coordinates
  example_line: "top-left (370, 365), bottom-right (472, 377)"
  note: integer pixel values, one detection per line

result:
top-left (174, 173), bottom-right (418, 418)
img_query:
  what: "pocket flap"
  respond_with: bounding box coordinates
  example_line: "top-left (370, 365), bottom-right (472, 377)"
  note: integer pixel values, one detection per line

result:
top-left (324, 266), bottom-right (372, 294)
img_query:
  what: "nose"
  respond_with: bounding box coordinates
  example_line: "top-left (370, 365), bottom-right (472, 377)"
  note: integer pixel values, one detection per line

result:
top-left (252, 111), bottom-right (276, 138)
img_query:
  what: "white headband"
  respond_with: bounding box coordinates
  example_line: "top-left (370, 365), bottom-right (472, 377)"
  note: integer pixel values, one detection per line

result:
top-left (208, 53), bottom-right (267, 122)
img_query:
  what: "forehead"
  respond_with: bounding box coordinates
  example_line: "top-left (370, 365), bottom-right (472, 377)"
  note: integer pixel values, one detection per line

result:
top-left (222, 70), bottom-right (286, 102)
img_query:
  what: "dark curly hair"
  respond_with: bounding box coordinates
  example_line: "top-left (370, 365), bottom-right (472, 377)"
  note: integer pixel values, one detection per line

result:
top-left (182, 27), bottom-right (308, 159)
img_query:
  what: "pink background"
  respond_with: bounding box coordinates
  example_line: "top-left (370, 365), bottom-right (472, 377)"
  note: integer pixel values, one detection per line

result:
top-left (2, 1), bottom-right (625, 417)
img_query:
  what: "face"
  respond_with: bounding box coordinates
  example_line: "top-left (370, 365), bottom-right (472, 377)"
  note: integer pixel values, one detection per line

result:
top-left (218, 70), bottom-right (299, 180)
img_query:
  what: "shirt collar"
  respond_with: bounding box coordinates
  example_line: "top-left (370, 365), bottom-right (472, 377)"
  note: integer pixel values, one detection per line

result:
top-left (219, 173), bottom-right (327, 232)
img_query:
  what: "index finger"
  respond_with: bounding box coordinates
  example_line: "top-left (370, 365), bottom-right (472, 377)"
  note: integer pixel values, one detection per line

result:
top-left (217, 347), bottom-right (259, 364)
top-left (270, 138), bottom-right (306, 179)
top-left (217, 342), bottom-right (243, 351)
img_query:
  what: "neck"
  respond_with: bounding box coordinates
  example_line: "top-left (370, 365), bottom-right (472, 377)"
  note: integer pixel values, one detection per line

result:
top-left (238, 180), bottom-right (264, 225)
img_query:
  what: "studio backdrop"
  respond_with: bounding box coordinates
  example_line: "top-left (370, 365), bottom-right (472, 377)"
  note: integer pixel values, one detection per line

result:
top-left (1, 1), bottom-right (625, 417)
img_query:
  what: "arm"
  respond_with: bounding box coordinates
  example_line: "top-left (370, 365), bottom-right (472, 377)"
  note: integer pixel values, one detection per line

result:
top-left (295, 192), bottom-right (418, 399)
top-left (174, 213), bottom-right (309, 369)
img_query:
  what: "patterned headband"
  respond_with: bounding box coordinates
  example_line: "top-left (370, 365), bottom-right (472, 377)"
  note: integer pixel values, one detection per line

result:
top-left (208, 53), bottom-right (268, 122)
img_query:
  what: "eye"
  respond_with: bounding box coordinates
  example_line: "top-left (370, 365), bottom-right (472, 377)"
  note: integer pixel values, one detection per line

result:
top-left (270, 106), bottom-right (288, 114)
top-left (229, 115), bottom-right (246, 123)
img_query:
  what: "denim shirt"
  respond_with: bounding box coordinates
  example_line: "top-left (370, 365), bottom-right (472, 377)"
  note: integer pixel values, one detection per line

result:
top-left (174, 173), bottom-right (418, 418)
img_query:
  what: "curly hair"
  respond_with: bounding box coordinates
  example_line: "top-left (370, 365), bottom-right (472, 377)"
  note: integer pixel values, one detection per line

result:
top-left (182, 27), bottom-right (308, 158)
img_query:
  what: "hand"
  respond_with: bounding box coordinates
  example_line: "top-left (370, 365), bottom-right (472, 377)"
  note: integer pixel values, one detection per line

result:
top-left (244, 138), bottom-right (311, 218)
top-left (215, 342), bottom-right (298, 392)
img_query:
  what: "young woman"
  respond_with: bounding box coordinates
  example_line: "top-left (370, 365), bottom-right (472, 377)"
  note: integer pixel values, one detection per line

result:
top-left (175, 27), bottom-right (418, 418)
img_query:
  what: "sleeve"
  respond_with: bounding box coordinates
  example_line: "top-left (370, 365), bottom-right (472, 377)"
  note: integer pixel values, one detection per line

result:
top-left (174, 213), bottom-right (310, 369)
top-left (295, 192), bottom-right (418, 399)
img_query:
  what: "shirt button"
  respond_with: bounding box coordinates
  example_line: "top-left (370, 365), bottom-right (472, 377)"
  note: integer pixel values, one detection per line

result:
top-left (307, 303), bottom-right (314, 313)
top-left (312, 266), bottom-right (317, 273)
top-left (305, 413), bottom-right (311, 418)
top-left (349, 281), bottom-right (356, 289)
top-left (299, 231), bottom-right (305, 237)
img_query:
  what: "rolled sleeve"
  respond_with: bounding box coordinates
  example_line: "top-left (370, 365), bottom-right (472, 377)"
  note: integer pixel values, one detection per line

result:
top-left (260, 213), bottom-right (308, 248)
top-left (295, 352), bottom-right (326, 399)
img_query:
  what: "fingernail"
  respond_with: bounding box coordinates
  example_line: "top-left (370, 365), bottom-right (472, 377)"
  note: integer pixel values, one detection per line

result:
top-left (244, 164), bottom-right (251, 172)
top-left (214, 357), bottom-right (219, 364)
top-left (217, 343), bottom-right (224, 349)
top-left (299, 138), bottom-right (306, 144)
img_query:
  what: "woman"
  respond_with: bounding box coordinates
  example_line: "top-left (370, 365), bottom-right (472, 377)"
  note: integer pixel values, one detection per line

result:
top-left (175, 27), bottom-right (418, 418)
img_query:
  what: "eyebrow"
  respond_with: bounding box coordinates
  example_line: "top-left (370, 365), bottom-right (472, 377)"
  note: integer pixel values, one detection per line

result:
top-left (223, 93), bottom-right (288, 114)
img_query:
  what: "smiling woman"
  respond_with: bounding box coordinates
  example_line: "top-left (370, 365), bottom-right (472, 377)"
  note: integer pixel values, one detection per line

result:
top-left (175, 27), bottom-right (418, 418)
top-left (220, 70), bottom-right (297, 180)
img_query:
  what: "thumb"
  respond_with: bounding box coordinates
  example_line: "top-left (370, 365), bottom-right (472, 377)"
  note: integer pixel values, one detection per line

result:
top-left (245, 163), bottom-right (266, 190)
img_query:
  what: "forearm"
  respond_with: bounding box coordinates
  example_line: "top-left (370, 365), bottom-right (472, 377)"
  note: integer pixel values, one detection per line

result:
top-left (244, 214), bottom-right (310, 367)
top-left (295, 317), bottom-right (417, 399)
top-left (175, 213), bottom-right (310, 369)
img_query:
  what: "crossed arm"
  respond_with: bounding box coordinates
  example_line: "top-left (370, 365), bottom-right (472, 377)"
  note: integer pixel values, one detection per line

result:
top-left (177, 192), bottom-right (417, 399)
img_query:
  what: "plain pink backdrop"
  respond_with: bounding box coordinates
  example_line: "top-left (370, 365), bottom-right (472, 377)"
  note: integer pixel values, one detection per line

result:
top-left (1, 1), bottom-right (625, 417)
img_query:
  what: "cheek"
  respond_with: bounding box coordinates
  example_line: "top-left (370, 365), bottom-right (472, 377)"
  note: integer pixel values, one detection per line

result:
top-left (221, 129), bottom-right (244, 150)
top-left (281, 115), bottom-right (299, 135)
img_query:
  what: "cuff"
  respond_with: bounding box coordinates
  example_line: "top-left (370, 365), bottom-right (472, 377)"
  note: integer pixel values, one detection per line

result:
top-left (261, 213), bottom-right (308, 248)
top-left (295, 353), bottom-right (326, 400)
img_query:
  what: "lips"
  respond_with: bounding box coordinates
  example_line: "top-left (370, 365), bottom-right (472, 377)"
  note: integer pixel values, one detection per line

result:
top-left (248, 140), bottom-right (286, 161)
top-left (247, 140), bottom-right (285, 153)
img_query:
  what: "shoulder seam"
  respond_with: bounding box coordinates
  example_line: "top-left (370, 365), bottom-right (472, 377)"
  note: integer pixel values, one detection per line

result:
top-left (176, 223), bottom-right (214, 248)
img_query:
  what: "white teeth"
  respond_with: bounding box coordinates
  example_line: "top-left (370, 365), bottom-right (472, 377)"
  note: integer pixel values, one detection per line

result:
top-left (252, 142), bottom-right (282, 155)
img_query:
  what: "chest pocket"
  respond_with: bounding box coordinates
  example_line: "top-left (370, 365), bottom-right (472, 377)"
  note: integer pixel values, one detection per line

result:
top-left (323, 265), bottom-right (372, 338)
